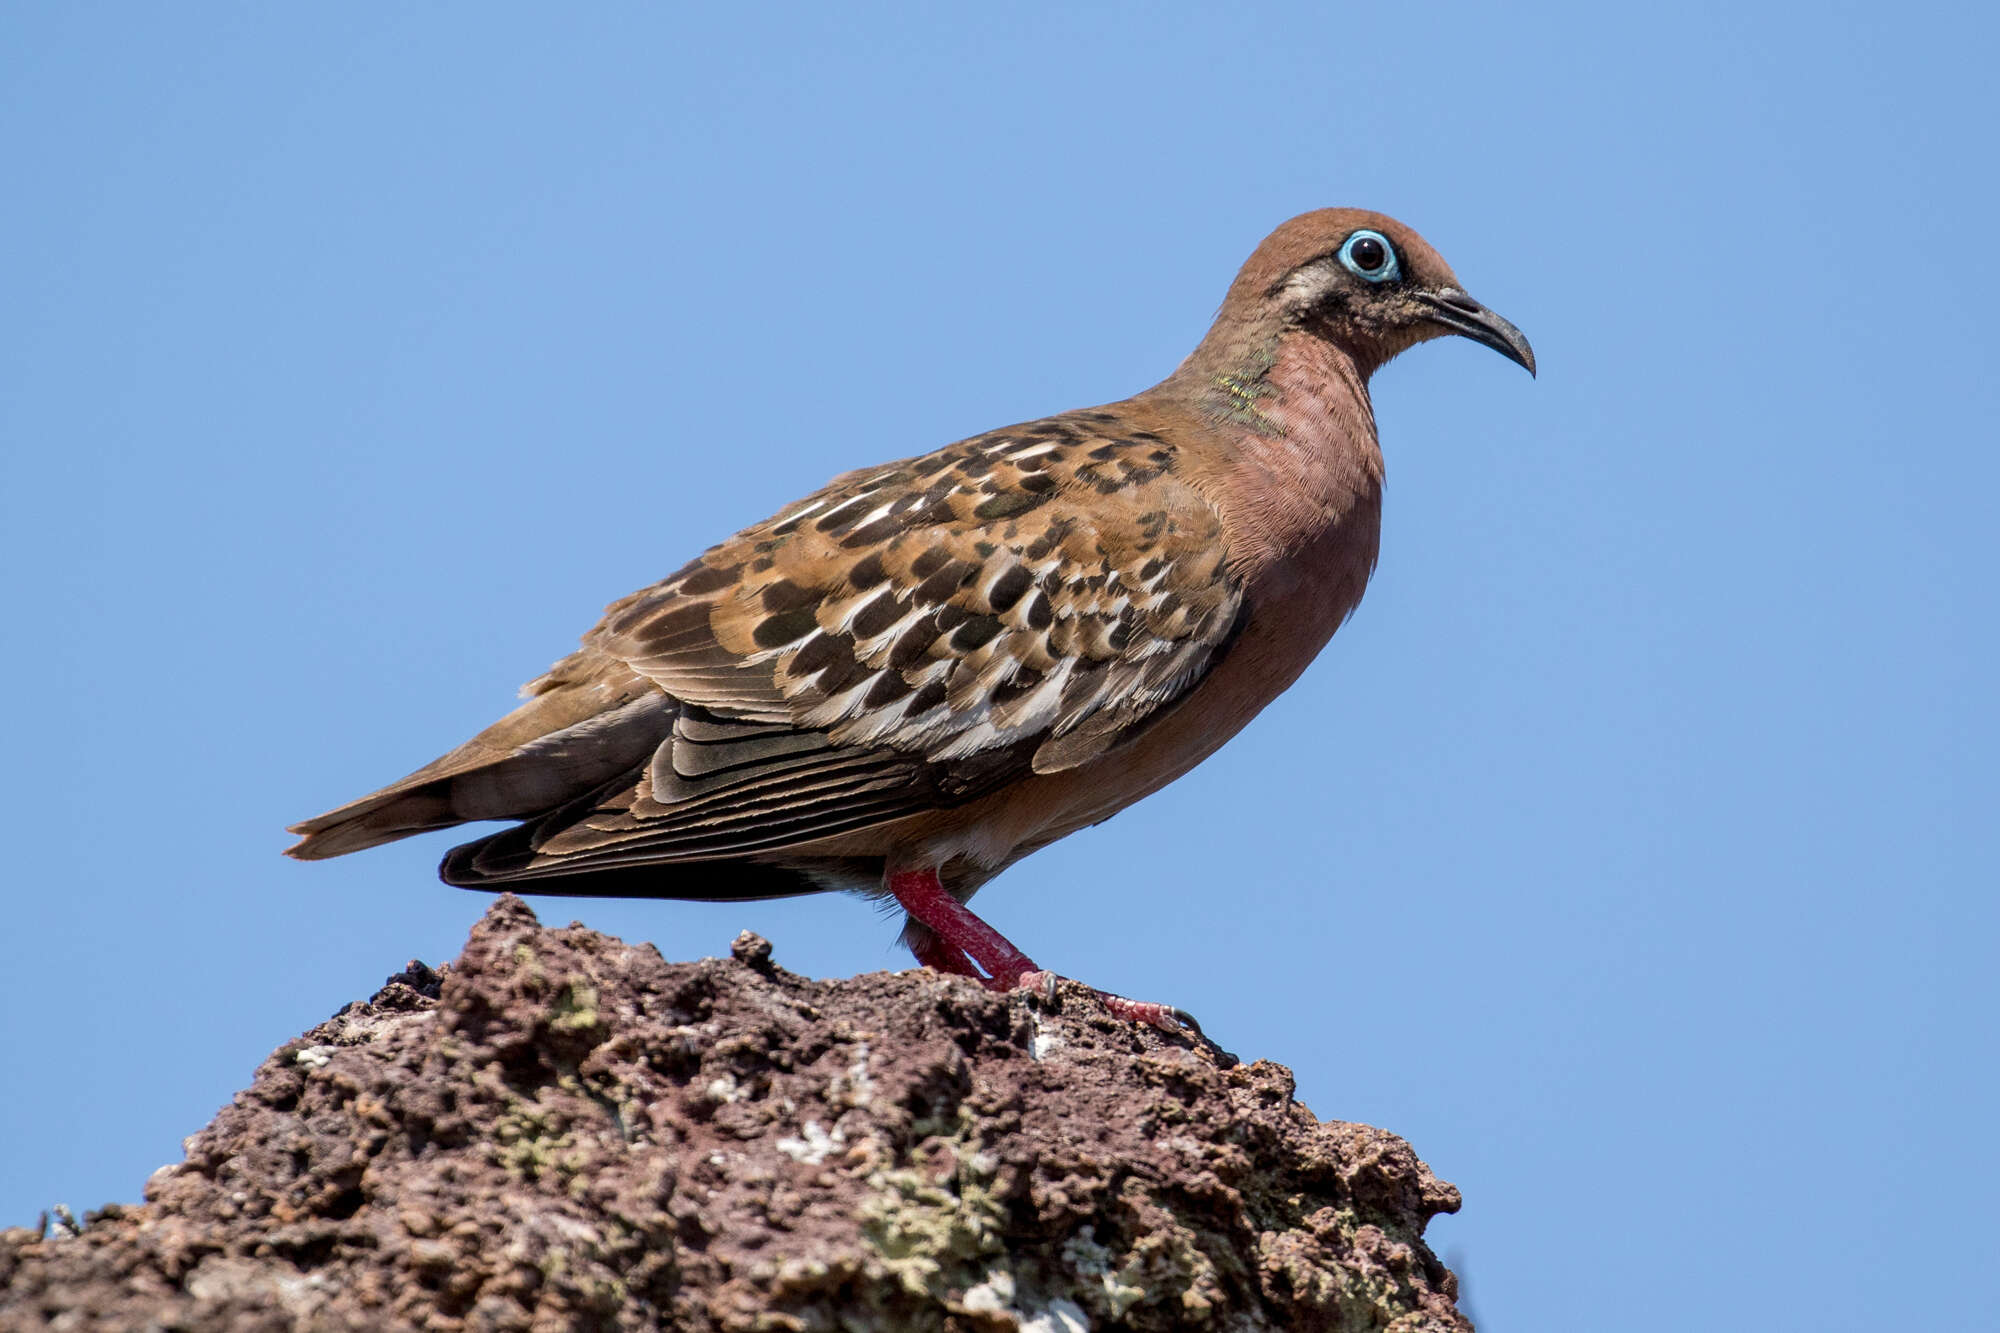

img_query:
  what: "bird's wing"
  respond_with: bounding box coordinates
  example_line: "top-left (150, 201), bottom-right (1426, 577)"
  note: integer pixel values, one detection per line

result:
top-left (601, 409), bottom-right (1244, 773)
top-left (449, 409), bottom-right (1246, 882)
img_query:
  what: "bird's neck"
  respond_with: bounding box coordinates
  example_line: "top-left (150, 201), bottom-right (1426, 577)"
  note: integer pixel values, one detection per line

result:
top-left (1172, 328), bottom-right (1386, 574)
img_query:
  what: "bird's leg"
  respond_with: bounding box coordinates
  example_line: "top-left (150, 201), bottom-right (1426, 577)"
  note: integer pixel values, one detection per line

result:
top-left (886, 867), bottom-right (1200, 1036)
top-left (906, 925), bottom-right (984, 978)
top-left (887, 868), bottom-right (1041, 987)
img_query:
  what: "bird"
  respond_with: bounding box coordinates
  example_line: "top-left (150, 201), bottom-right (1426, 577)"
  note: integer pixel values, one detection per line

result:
top-left (287, 208), bottom-right (1533, 1034)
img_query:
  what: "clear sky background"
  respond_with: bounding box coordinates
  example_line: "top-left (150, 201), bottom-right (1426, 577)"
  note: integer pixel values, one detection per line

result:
top-left (3, 6), bottom-right (1993, 1329)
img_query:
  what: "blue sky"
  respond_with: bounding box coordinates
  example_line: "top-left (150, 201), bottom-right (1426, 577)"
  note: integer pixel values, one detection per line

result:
top-left (3, 5), bottom-right (1993, 1328)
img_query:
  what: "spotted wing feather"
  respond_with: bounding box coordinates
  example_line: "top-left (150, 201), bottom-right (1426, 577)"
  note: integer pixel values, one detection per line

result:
top-left (601, 410), bottom-right (1243, 776)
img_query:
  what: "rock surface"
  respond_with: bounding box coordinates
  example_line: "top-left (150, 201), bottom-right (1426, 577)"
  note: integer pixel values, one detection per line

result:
top-left (0, 897), bottom-right (1469, 1331)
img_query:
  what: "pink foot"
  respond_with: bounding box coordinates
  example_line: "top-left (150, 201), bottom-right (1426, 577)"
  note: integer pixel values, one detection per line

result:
top-left (1006, 971), bottom-right (1199, 1037)
top-left (1093, 991), bottom-right (1202, 1036)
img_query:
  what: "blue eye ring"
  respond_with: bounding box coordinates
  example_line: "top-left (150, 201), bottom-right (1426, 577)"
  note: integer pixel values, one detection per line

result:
top-left (1338, 229), bottom-right (1400, 283)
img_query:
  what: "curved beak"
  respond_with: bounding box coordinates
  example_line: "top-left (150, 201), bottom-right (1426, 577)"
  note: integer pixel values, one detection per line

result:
top-left (1416, 289), bottom-right (1535, 377)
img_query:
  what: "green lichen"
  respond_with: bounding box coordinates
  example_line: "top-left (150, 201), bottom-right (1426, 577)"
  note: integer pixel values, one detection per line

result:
top-left (859, 1164), bottom-right (1008, 1300)
top-left (551, 980), bottom-right (601, 1033)
top-left (1255, 1207), bottom-right (1417, 1333)
top-left (1116, 1224), bottom-right (1221, 1320)
top-left (492, 1097), bottom-right (585, 1182)
top-left (857, 1112), bottom-right (1008, 1304)
top-left (510, 941), bottom-right (547, 994)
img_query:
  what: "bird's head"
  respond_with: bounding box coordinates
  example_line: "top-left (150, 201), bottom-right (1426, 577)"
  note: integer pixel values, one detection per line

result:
top-left (1210, 208), bottom-right (1535, 379)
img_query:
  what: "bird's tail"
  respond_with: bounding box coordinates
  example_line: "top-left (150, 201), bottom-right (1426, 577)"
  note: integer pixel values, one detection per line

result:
top-left (285, 682), bottom-right (677, 861)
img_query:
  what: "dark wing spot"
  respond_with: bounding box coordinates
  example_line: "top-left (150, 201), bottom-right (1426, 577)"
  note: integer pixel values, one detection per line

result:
top-left (848, 552), bottom-right (890, 589)
top-left (863, 672), bottom-right (914, 708)
top-left (677, 563), bottom-right (742, 595)
top-left (908, 679), bottom-right (947, 715)
top-left (949, 615), bottom-right (1005, 652)
top-left (915, 558), bottom-right (977, 604)
top-left (889, 620), bottom-right (939, 670)
top-left (991, 667), bottom-right (1044, 705)
top-left (791, 633), bottom-right (852, 677)
top-left (753, 608), bottom-right (820, 650)
top-left (840, 517), bottom-right (905, 547)
top-left (1023, 592), bottom-right (1053, 630)
top-left (851, 593), bottom-right (908, 640)
top-left (974, 492), bottom-right (1043, 521)
top-left (987, 564), bottom-right (1032, 613)
top-left (760, 579), bottom-right (818, 613)
top-left (1018, 471), bottom-right (1057, 494)
top-left (626, 600), bottom-right (710, 644)
top-left (788, 632), bottom-right (852, 676)
top-left (815, 646), bottom-right (869, 694)
top-left (814, 495), bottom-right (872, 532)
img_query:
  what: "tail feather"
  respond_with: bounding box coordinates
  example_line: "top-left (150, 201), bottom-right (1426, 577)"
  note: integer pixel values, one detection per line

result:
top-left (285, 782), bottom-right (467, 860)
top-left (286, 679), bottom-right (674, 860)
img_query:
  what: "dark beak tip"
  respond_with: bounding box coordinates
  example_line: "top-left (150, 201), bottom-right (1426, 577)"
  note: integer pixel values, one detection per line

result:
top-left (1480, 308), bottom-right (1535, 379)
top-left (1470, 321), bottom-right (1537, 379)
top-left (1419, 289), bottom-right (1535, 379)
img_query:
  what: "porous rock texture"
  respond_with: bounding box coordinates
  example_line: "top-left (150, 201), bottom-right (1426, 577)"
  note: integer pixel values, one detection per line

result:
top-left (0, 896), bottom-right (1469, 1332)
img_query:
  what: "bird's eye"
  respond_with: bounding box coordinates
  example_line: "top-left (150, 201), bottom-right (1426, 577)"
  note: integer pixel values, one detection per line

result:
top-left (1338, 230), bottom-right (1399, 283)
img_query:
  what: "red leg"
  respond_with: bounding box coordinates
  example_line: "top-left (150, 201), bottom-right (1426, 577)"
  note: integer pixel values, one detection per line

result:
top-left (887, 867), bottom-right (1199, 1036)
top-left (909, 929), bottom-right (983, 978)
top-left (887, 868), bottom-right (1040, 987)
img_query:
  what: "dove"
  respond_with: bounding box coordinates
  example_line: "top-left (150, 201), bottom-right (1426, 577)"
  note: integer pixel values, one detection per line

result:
top-left (289, 208), bottom-right (1534, 1032)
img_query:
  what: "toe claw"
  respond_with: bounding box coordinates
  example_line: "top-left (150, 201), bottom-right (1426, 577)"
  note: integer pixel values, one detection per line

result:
top-left (1013, 969), bottom-right (1059, 1004)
